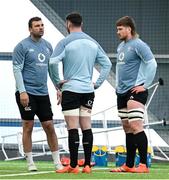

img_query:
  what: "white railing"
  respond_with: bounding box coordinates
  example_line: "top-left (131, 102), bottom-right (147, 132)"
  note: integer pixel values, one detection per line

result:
top-left (1, 79), bottom-right (168, 161)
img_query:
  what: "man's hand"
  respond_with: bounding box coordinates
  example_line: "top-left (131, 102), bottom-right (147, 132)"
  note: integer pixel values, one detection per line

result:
top-left (20, 92), bottom-right (29, 107)
top-left (93, 82), bottom-right (98, 89)
top-left (56, 80), bottom-right (68, 105)
top-left (131, 85), bottom-right (146, 94)
top-left (57, 90), bottom-right (62, 105)
top-left (58, 80), bottom-right (68, 89)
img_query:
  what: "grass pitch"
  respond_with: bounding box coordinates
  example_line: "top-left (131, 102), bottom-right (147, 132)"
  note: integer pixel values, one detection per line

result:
top-left (0, 160), bottom-right (169, 179)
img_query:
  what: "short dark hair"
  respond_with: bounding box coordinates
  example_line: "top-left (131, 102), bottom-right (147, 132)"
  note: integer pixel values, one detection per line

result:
top-left (66, 12), bottom-right (82, 27)
top-left (116, 16), bottom-right (137, 36)
top-left (28, 17), bottom-right (42, 28)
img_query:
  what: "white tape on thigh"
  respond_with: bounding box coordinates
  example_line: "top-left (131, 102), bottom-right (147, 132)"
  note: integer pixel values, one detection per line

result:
top-left (62, 108), bottom-right (79, 116)
top-left (118, 109), bottom-right (128, 120)
top-left (128, 108), bottom-right (144, 122)
top-left (80, 108), bottom-right (91, 117)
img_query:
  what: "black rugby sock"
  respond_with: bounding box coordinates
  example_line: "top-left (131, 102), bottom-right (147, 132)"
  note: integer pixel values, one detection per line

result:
top-left (68, 129), bottom-right (79, 168)
top-left (126, 133), bottom-right (137, 168)
top-left (134, 131), bottom-right (148, 166)
top-left (82, 129), bottom-right (93, 166)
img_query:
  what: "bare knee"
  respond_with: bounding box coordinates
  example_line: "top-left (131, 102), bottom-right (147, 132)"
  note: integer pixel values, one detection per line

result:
top-left (79, 106), bottom-right (91, 130)
top-left (122, 121), bottom-right (131, 133)
top-left (42, 121), bottom-right (55, 134)
top-left (63, 108), bottom-right (79, 130)
top-left (23, 121), bottom-right (34, 134)
top-left (129, 121), bottom-right (143, 134)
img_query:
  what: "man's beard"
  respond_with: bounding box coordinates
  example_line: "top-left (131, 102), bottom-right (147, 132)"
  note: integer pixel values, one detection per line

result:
top-left (34, 34), bottom-right (43, 38)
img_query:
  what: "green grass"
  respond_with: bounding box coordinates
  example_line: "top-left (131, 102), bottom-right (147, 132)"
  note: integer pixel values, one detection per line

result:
top-left (0, 160), bottom-right (169, 179)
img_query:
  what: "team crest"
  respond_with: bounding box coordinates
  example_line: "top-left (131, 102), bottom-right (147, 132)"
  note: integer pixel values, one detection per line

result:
top-left (38, 53), bottom-right (46, 62)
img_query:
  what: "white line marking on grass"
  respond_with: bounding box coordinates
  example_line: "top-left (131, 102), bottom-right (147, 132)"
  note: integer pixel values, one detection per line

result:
top-left (0, 167), bottom-right (110, 177)
top-left (0, 170), bottom-right (53, 177)
top-left (93, 167), bottom-right (110, 170)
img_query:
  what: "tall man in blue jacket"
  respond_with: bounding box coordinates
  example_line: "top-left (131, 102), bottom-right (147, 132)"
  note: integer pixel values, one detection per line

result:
top-left (49, 12), bottom-right (112, 174)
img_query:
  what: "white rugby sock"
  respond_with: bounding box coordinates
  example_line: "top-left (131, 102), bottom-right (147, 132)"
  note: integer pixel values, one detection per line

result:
top-left (25, 152), bottom-right (34, 164)
top-left (52, 150), bottom-right (61, 165)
